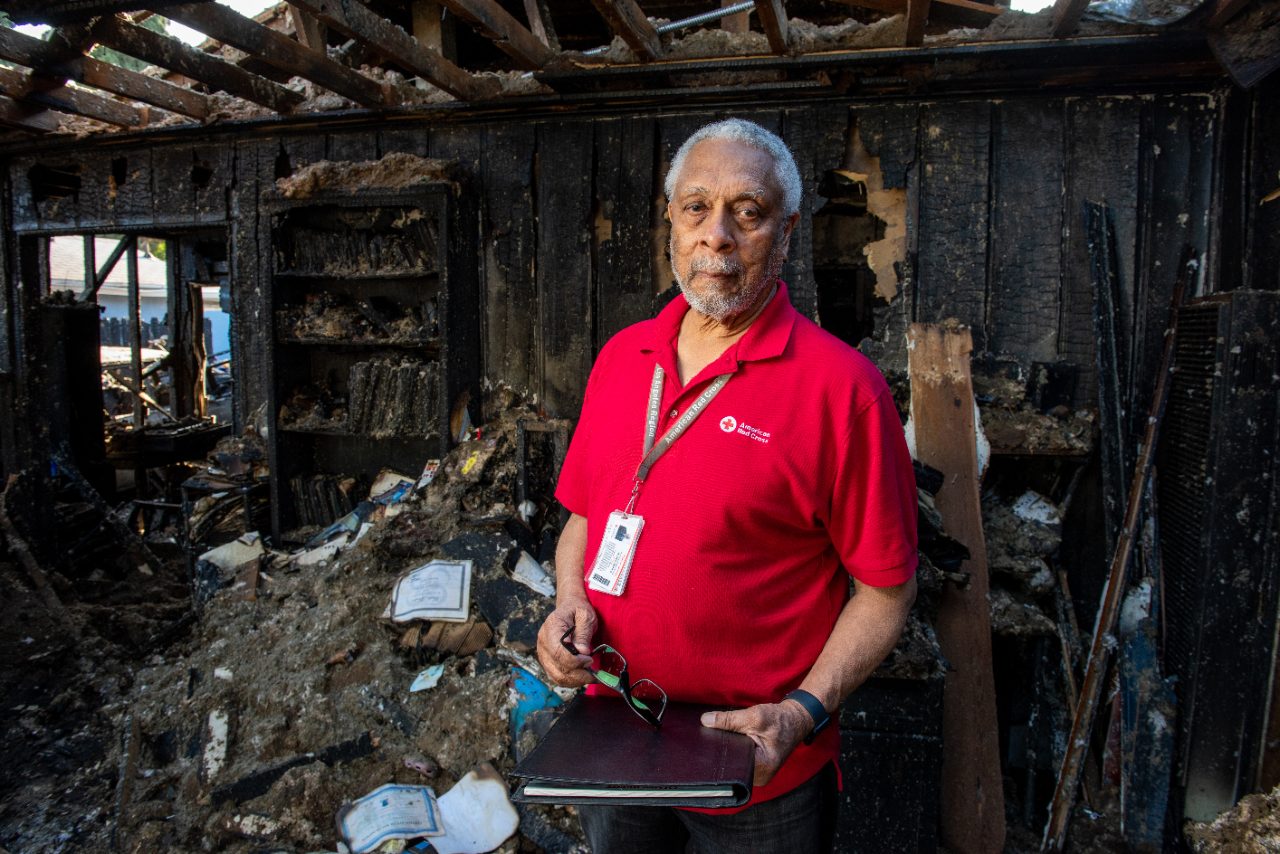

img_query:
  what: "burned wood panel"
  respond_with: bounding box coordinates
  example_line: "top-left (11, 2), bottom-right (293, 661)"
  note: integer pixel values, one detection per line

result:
top-left (988, 98), bottom-right (1065, 364)
top-left (782, 104), bottom-right (847, 322)
top-left (326, 131), bottom-right (374, 164)
top-left (150, 143), bottom-right (230, 225)
top-left (1062, 96), bottom-right (1142, 406)
top-left (479, 123), bottom-right (538, 398)
top-left (855, 103), bottom-right (921, 363)
top-left (593, 116), bottom-right (656, 346)
top-left (857, 103), bottom-right (921, 191)
top-left (378, 126), bottom-right (431, 158)
top-left (916, 102), bottom-right (991, 344)
top-left (1247, 77), bottom-right (1280, 291)
top-left (536, 120), bottom-right (594, 417)
top-left (1131, 94), bottom-right (1216, 428)
top-left (231, 139), bottom-right (268, 428)
top-left (9, 156), bottom-right (82, 232)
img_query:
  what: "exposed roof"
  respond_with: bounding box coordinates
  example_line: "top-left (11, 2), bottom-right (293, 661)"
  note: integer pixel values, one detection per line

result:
top-left (0, 0), bottom-right (1269, 142)
top-left (48, 234), bottom-right (168, 297)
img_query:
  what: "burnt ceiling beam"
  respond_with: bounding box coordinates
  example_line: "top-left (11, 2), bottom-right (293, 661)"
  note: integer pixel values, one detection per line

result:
top-left (1051, 0), bottom-right (1091, 35)
top-left (438, 0), bottom-right (555, 69)
top-left (1206, 0), bottom-right (1253, 26)
top-left (827, 0), bottom-right (1001, 17)
top-left (522, 0), bottom-right (560, 50)
top-left (0, 24), bottom-right (208, 120)
top-left (289, 3), bottom-right (329, 49)
top-left (588, 0), bottom-right (663, 60)
top-left (0, 64), bottom-right (144, 127)
top-left (288, 0), bottom-right (494, 99)
top-left (91, 15), bottom-right (305, 113)
top-left (753, 0), bottom-right (789, 53)
top-left (0, 94), bottom-right (62, 132)
top-left (161, 2), bottom-right (394, 107)
top-left (905, 0), bottom-right (931, 45)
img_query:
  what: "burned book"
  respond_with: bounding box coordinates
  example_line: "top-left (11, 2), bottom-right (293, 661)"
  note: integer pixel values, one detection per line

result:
top-left (348, 359), bottom-right (440, 439)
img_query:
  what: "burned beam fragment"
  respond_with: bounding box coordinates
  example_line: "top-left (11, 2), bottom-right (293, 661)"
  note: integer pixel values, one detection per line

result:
top-left (0, 25), bottom-right (208, 119)
top-left (210, 732), bottom-right (375, 806)
top-left (905, 0), bottom-right (931, 45)
top-left (438, 0), bottom-right (555, 69)
top-left (1051, 0), bottom-right (1091, 36)
top-left (0, 64), bottom-right (143, 128)
top-left (162, 3), bottom-right (394, 107)
top-left (0, 94), bottom-right (63, 132)
top-left (754, 0), bottom-right (789, 53)
top-left (92, 15), bottom-right (304, 113)
top-left (588, 0), bottom-right (663, 60)
top-left (288, 0), bottom-right (493, 100)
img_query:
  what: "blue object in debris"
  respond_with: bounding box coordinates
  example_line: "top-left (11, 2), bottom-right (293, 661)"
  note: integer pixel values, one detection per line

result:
top-left (510, 665), bottom-right (562, 743)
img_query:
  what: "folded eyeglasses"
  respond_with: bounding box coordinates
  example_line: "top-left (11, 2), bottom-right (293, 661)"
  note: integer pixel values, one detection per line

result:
top-left (561, 626), bottom-right (668, 728)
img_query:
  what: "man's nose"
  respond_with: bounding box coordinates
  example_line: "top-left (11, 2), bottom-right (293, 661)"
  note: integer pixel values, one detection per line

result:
top-left (699, 206), bottom-right (736, 251)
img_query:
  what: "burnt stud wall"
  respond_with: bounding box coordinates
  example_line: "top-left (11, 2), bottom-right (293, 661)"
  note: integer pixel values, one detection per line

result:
top-left (0, 85), bottom-right (1272, 443)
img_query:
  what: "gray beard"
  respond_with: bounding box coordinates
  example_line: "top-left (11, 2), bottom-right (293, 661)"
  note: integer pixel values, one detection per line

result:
top-left (671, 236), bottom-right (787, 322)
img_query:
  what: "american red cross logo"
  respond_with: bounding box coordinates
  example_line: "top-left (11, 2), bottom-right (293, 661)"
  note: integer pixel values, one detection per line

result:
top-left (719, 416), bottom-right (737, 433)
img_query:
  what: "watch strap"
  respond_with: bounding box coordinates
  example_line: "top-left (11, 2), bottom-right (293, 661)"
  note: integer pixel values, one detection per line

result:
top-left (783, 689), bottom-right (831, 745)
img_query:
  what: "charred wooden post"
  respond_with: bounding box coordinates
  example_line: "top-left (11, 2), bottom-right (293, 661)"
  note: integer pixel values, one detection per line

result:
top-left (907, 321), bottom-right (1005, 854)
top-left (905, 0), bottom-right (931, 46)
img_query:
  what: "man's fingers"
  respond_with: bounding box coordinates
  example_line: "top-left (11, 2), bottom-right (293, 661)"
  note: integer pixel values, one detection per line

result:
top-left (700, 709), bottom-right (747, 732)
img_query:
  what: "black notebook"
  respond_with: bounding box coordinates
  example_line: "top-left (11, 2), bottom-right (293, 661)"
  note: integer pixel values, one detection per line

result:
top-left (511, 693), bottom-right (755, 808)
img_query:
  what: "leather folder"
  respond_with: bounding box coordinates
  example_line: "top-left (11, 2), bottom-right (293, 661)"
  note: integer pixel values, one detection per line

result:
top-left (511, 693), bottom-right (755, 808)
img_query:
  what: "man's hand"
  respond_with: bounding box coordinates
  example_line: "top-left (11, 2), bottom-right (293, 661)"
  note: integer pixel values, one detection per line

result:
top-left (536, 595), bottom-right (598, 688)
top-left (700, 700), bottom-right (813, 786)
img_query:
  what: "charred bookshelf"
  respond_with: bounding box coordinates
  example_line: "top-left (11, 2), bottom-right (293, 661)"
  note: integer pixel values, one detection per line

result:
top-left (264, 187), bottom-right (479, 541)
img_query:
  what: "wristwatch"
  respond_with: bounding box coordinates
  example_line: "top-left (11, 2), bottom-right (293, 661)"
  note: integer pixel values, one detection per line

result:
top-left (783, 689), bottom-right (831, 744)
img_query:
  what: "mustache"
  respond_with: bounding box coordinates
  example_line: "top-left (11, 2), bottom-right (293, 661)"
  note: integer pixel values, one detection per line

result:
top-left (689, 256), bottom-right (745, 276)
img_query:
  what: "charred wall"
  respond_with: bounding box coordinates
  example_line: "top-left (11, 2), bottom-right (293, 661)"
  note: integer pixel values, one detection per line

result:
top-left (0, 83), bottom-right (1272, 451)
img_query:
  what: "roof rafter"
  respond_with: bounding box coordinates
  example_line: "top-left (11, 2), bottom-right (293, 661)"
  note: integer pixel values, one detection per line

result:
top-left (438, 0), bottom-right (555, 69)
top-left (522, 0), bottom-right (560, 50)
top-left (754, 0), bottom-right (789, 53)
top-left (1051, 0), bottom-right (1091, 35)
top-left (288, 2), bottom-right (329, 49)
top-left (161, 2), bottom-right (394, 107)
top-left (0, 24), bottom-right (208, 120)
top-left (588, 0), bottom-right (663, 60)
top-left (905, 0), bottom-right (931, 45)
top-left (91, 14), bottom-right (305, 113)
top-left (288, 0), bottom-right (494, 100)
top-left (0, 94), bottom-right (63, 133)
top-left (0, 64), bottom-right (144, 127)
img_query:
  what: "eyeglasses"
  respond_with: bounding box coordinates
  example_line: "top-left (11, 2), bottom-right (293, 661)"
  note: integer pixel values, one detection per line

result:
top-left (561, 627), bottom-right (668, 728)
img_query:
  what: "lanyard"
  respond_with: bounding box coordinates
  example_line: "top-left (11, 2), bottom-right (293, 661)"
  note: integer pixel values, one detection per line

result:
top-left (625, 364), bottom-right (731, 513)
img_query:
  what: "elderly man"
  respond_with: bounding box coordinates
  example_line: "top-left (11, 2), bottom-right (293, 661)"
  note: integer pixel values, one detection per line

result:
top-left (535, 118), bottom-right (918, 853)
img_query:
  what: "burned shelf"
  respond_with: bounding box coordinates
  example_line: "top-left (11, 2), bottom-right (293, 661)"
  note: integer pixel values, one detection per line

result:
top-left (263, 187), bottom-right (480, 543)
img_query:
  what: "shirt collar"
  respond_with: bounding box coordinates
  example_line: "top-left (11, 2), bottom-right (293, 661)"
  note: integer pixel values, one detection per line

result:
top-left (643, 280), bottom-right (797, 378)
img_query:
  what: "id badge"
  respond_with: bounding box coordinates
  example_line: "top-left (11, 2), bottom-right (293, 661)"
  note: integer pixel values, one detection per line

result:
top-left (587, 510), bottom-right (645, 597)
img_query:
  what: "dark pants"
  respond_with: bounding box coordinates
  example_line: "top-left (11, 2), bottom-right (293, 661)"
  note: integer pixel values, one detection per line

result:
top-left (578, 763), bottom-right (838, 854)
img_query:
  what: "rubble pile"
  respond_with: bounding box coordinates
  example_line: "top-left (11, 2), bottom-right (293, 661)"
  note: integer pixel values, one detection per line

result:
top-left (984, 490), bottom-right (1064, 637)
top-left (278, 292), bottom-right (439, 344)
top-left (1186, 784), bottom-right (1280, 850)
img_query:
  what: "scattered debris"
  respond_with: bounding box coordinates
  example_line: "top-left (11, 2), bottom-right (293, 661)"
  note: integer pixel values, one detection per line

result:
top-left (275, 153), bottom-right (459, 198)
top-left (1186, 784), bottom-right (1280, 851)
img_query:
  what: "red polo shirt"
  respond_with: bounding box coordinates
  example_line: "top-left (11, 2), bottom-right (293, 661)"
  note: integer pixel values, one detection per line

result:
top-left (555, 282), bottom-right (918, 808)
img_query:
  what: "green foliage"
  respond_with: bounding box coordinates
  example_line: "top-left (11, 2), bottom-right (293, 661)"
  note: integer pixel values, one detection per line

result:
top-left (88, 15), bottom-right (171, 72)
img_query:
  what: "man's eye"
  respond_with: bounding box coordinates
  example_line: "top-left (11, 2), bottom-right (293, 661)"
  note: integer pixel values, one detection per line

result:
top-left (737, 208), bottom-right (760, 221)
top-left (686, 203), bottom-right (706, 214)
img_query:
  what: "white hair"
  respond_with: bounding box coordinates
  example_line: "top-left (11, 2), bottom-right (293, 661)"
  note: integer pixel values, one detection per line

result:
top-left (664, 118), bottom-right (802, 217)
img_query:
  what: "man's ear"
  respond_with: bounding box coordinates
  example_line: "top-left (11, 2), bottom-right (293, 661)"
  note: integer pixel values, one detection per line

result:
top-left (664, 201), bottom-right (673, 223)
top-left (778, 211), bottom-right (800, 254)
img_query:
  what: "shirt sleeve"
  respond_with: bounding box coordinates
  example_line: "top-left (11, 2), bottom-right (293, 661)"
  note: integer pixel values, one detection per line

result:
top-left (829, 387), bottom-right (919, 586)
